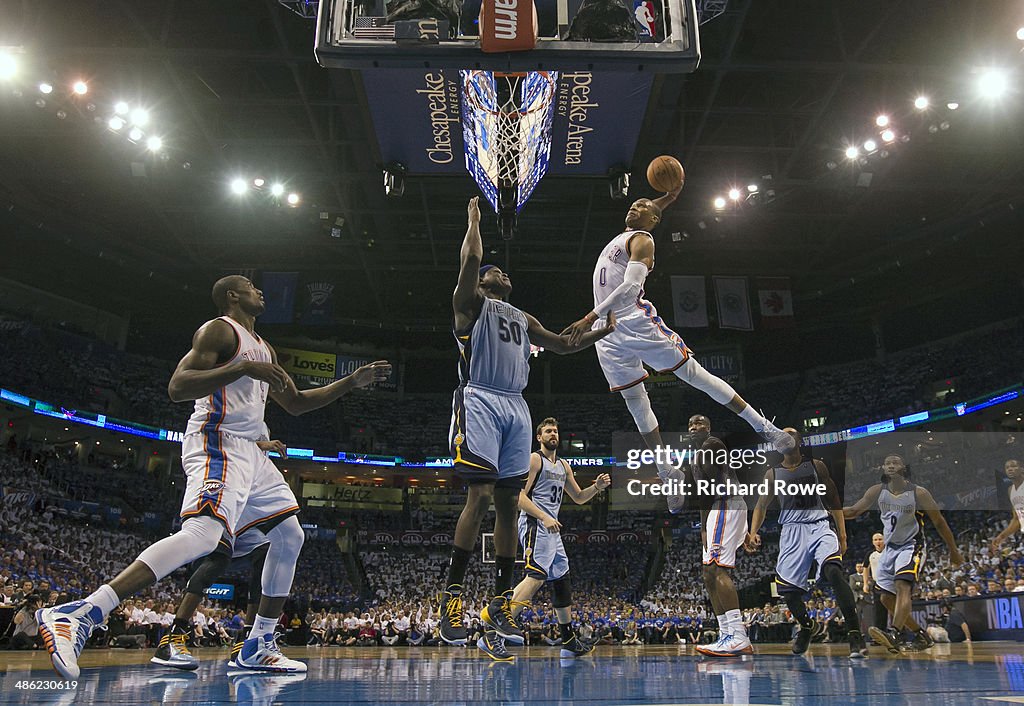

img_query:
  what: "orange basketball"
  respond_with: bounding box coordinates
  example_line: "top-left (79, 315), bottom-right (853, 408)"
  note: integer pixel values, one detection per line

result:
top-left (646, 155), bottom-right (685, 193)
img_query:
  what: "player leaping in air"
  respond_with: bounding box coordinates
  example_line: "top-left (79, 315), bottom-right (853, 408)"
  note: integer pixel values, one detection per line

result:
top-left (562, 182), bottom-right (794, 512)
top-left (439, 197), bottom-right (615, 662)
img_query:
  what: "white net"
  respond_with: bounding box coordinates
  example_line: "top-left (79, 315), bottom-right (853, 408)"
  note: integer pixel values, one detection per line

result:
top-left (461, 71), bottom-right (558, 213)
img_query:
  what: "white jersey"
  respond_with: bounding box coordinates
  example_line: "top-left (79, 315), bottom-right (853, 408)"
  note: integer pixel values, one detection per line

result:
top-left (1011, 480), bottom-right (1024, 533)
top-left (185, 316), bottom-right (272, 440)
top-left (592, 230), bottom-right (657, 320)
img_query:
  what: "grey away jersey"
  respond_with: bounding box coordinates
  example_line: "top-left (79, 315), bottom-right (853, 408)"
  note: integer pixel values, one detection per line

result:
top-left (456, 297), bottom-right (531, 394)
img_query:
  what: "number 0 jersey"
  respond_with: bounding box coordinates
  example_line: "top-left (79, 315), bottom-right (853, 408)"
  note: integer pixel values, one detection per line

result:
top-left (456, 297), bottom-right (531, 394)
top-left (592, 229), bottom-right (656, 320)
top-left (521, 453), bottom-right (568, 521)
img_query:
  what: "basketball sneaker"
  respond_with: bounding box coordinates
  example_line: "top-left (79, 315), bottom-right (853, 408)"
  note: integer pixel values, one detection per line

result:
top-left (477, 630), bottom-right (515, 662)
top-left (792, 621), bottom-right (823, 655)
top-left (481, 590), bottom-right (526, 645)
top-left (696, 633), bottom-right (753, 657)
top-left (903, 629), bottom-right (934, 652)
top-left (227, 631), bottom-right (247, 668)
top-left (848, 629), bottom-right (868, 659)
top-left (36, 600), bottom-right (105, 679)
top-left (439, 585), bottom-right (468, 646)
top-left (657, 467), bottom-right (687, 514)
top-left (150, 625), bottom-right (199, 670)
top-left (235, 633), bottom-right (307, 673)
top-left (868, 626), bottom-right (902, 654)
top-left (559, 634), bottom-right (595, 658)
top-left (228, 672), bottom-right (307, 706)
top-left (761, 421), bottom-right (796, 453)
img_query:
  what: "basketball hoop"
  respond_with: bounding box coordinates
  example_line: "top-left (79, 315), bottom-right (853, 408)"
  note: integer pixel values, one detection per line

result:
top-left (461, 70), bottom-right (557, 220)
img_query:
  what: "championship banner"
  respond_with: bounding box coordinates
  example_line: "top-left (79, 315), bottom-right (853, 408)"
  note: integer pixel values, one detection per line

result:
top-left (756, 277), bottom-right (794, 329)
top-left (258, 272), bottom-right (298, 325)
top-left (670, 275), bottom-right (708, 328)
top-left (276, 347), bottom-right (337, 387)
top-left (714, 276), bottom-right (753, 331)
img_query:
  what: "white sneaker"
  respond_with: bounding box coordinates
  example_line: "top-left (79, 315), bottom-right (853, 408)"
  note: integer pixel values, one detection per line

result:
top-left (228, 672), bottom-right (307, 706)
top-left (235, 633), bottom-right (308, 673)
top-left (37, 600), bottom-right (104, 679)
top-left (761, 422), bottom-right (796, 453)
top-left (695, 633), bottom-right (753, 657)
top-left (657, 467), bottom-right (687, 514)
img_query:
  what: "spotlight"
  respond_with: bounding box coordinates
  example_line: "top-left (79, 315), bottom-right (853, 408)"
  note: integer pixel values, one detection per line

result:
top-left (728, 188), bottom-right (741, 201)
top-left (114, 101), bottom-right (129, 115)
top-left (128, 127), bottom-right (143, 141)
top-left (913, 96), bottom-right (929, 110)
top-left (0, 53), bottom-right (16, 80)
top-left (287, 193), bottom-right (300, 206)
top-left (130, 107), bottom-right (149, 126)
top-left (72, 80), bottom-right (88, 95)
top-left (845, 146), bottom-right (860, 160)
top-left (875, 114), bottom-right (889, 127)
top-left (146, 136), bottom-right (162, 151)
top-left (253, 178), bottom-right (265, 187)
top-left (1017, 27), bottom-right (1024, 41)
top-left (946, 101), bottom-right (959, 110)
top-left (864, 139), bottom-right (878, 152)
top-left (38, 82), bottom-right (53, 95)
top-left (231, 178), bottom-right (247, 195)
top-left (270, 183), bottom-right (285, 196)
top-left (881, 129), bottom-right (896, 143)
top-left (713, 196), bottom-right (726, 210)
top-left (108, 116), bottom-right (125, 131)
top-left (747, 184), bottom-right (758, 193)
top-left (977, 68), bottom-right (1009, 99)
top-left (56, 109), bottom-right (67, 120)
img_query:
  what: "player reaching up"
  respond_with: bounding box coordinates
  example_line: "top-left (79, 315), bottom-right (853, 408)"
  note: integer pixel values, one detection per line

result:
top-left (439, 196), bottom-right (614, 662)
top-left (37, 275), bottom-right (391, 680)
top-left (562, 179), bottom-right (794, 512)
top-left (989, 459), bottom-right (1023, 554)
top-left (843, 454), bottom-right (963, 653)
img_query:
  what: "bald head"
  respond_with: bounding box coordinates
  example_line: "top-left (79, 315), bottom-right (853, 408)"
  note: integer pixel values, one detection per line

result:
top-left (212, 275), bottom-right (251, 313)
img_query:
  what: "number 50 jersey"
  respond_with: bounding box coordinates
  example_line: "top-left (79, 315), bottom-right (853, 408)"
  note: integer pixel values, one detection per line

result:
top-left (456, 297), bottom-right (531, 394)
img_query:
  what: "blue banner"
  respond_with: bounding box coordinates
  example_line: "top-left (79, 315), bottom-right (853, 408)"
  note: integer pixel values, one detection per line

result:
top-left (297, 276), bottom-right (337, 326)
top-left (259, 272), bottom-right (298, 324)
top-left (204, 584), bottom-right (235, 601)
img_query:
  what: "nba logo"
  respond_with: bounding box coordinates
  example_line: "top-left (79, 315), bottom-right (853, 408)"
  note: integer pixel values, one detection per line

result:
top-left (634, 0), bottom-right (656, 39)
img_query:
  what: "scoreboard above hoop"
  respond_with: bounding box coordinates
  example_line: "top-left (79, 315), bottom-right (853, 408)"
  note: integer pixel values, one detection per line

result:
top-left (315, 0), bottom-right (700, 73)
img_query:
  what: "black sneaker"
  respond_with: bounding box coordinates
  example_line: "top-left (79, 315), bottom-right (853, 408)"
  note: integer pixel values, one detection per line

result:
top-left (439, 585), bottom-right (468, 646)
top-left (150, 625), bottom-right (199, 670)
top-left (792, 621), bottom-right (822, 655)
top-left (560, 634), bottom-right (594, 659)
top-left (477, 630), bottom-right (515, 662)
top-left (868, 626), bottom-right (902, 654)
top-left (480, 590), bottom-right (526, 645)
top-left (849, 630), bottom-right (868, 659)
top-left (902, 630), bottom-right (934, 652)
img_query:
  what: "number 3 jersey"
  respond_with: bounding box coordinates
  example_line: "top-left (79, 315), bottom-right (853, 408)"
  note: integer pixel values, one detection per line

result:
top-left (456, 297), bottom-right (531, 394)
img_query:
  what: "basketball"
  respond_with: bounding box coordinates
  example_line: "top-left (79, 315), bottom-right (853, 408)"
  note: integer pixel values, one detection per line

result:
top-left (647, 155), bottom-right (685, 193)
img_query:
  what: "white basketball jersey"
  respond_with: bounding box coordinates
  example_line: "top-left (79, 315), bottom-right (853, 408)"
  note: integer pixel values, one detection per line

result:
top-left (1011, 480), bottom-right (1024, 533)
top-left (185, 316), bottom-right (273, 440)
top-left (593, 230), bottom-right (656, 319)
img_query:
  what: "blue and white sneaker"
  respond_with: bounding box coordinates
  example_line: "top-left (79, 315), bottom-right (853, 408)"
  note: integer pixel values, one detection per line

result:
top-left (696, 633), bottom-right (753, 657)
top-left (657, 467), bottom-right (687, 514)
top-left (235, 633), bottom-right (307, 673)
top-left (37, 600), bottom-right (104, 679)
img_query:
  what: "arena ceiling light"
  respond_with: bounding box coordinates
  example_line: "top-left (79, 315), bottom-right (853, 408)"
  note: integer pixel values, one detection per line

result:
top-left (72, 80), bottom-right (88, 95)
top-left (145, 136), bottom-right (162, 152)
top-left (0, 53), bottom-right (16, 80)
top-left (287, 192), bottom-right (301, 206)
top-left (231, 178), bottom-right (248, 195)
top-left (844, 146), bottom-right (860, 160)
top-left (977, 68), bottom-right (1010, 99)
top-left (270, 183), bottom-right (285, 196)
top-left (712, 196), bottom-right (726, 210)
top-left (38, 82), bottom-right (53, 95)
top-left (114, 101), bottom-right (129, 115)
top-left (875, 114), bottom-right (890, 127)
top-left (130, 107), bottom-right (149, 126)
top-left (1017, 27), bottom-right (1024, 41)
top-left (253, 177), bottom-right (265, 187)
top-left (946, 101), bottom-right (959, 110)
top-left (913, 96), bottom-right (930, 110)
top-left (880, 129), bottom-right (896, 143)
top-left (863, 139), bottom-right (878, 152)
top-left (108, 116), bottom-right (125, 131)
top-left (727, 188), bottom-right (741, 201)
top-left (747, 184), bottom-right (758, 193)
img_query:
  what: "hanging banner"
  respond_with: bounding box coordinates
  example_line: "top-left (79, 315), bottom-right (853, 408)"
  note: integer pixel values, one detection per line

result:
top-left (259, 272), bottom-right (298, 325)
top-left (297, 277), bottom-right (337, 326)
top-left (756, 277), bottom-right (795, 329)
top-left (670, 275), bottom-right (708, 328)
top-left (714, 276), bottom-right (753, 331)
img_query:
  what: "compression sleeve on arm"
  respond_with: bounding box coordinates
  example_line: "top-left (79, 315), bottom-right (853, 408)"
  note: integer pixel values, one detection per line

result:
top-left (593, 260), bottom-right (649, 317)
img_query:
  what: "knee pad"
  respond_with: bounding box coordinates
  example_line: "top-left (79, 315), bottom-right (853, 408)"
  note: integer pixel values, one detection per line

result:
top-left (551, 574), bottom-right (572, 609)
top-left (620, 384), bottom-right (659, 435)
top-left (185, 550), bottom-right (232, 596)
top-left (248, 543), bottom-right (270, 604)
top-left (261, 516), bottom-right (304, 597)
top-left (267, 515), bottom-right (305, 557)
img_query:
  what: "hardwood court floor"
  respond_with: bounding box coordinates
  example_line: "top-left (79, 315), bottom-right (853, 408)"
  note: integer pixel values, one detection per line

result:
top-left (1, 642), bottom-right (1022, 705)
